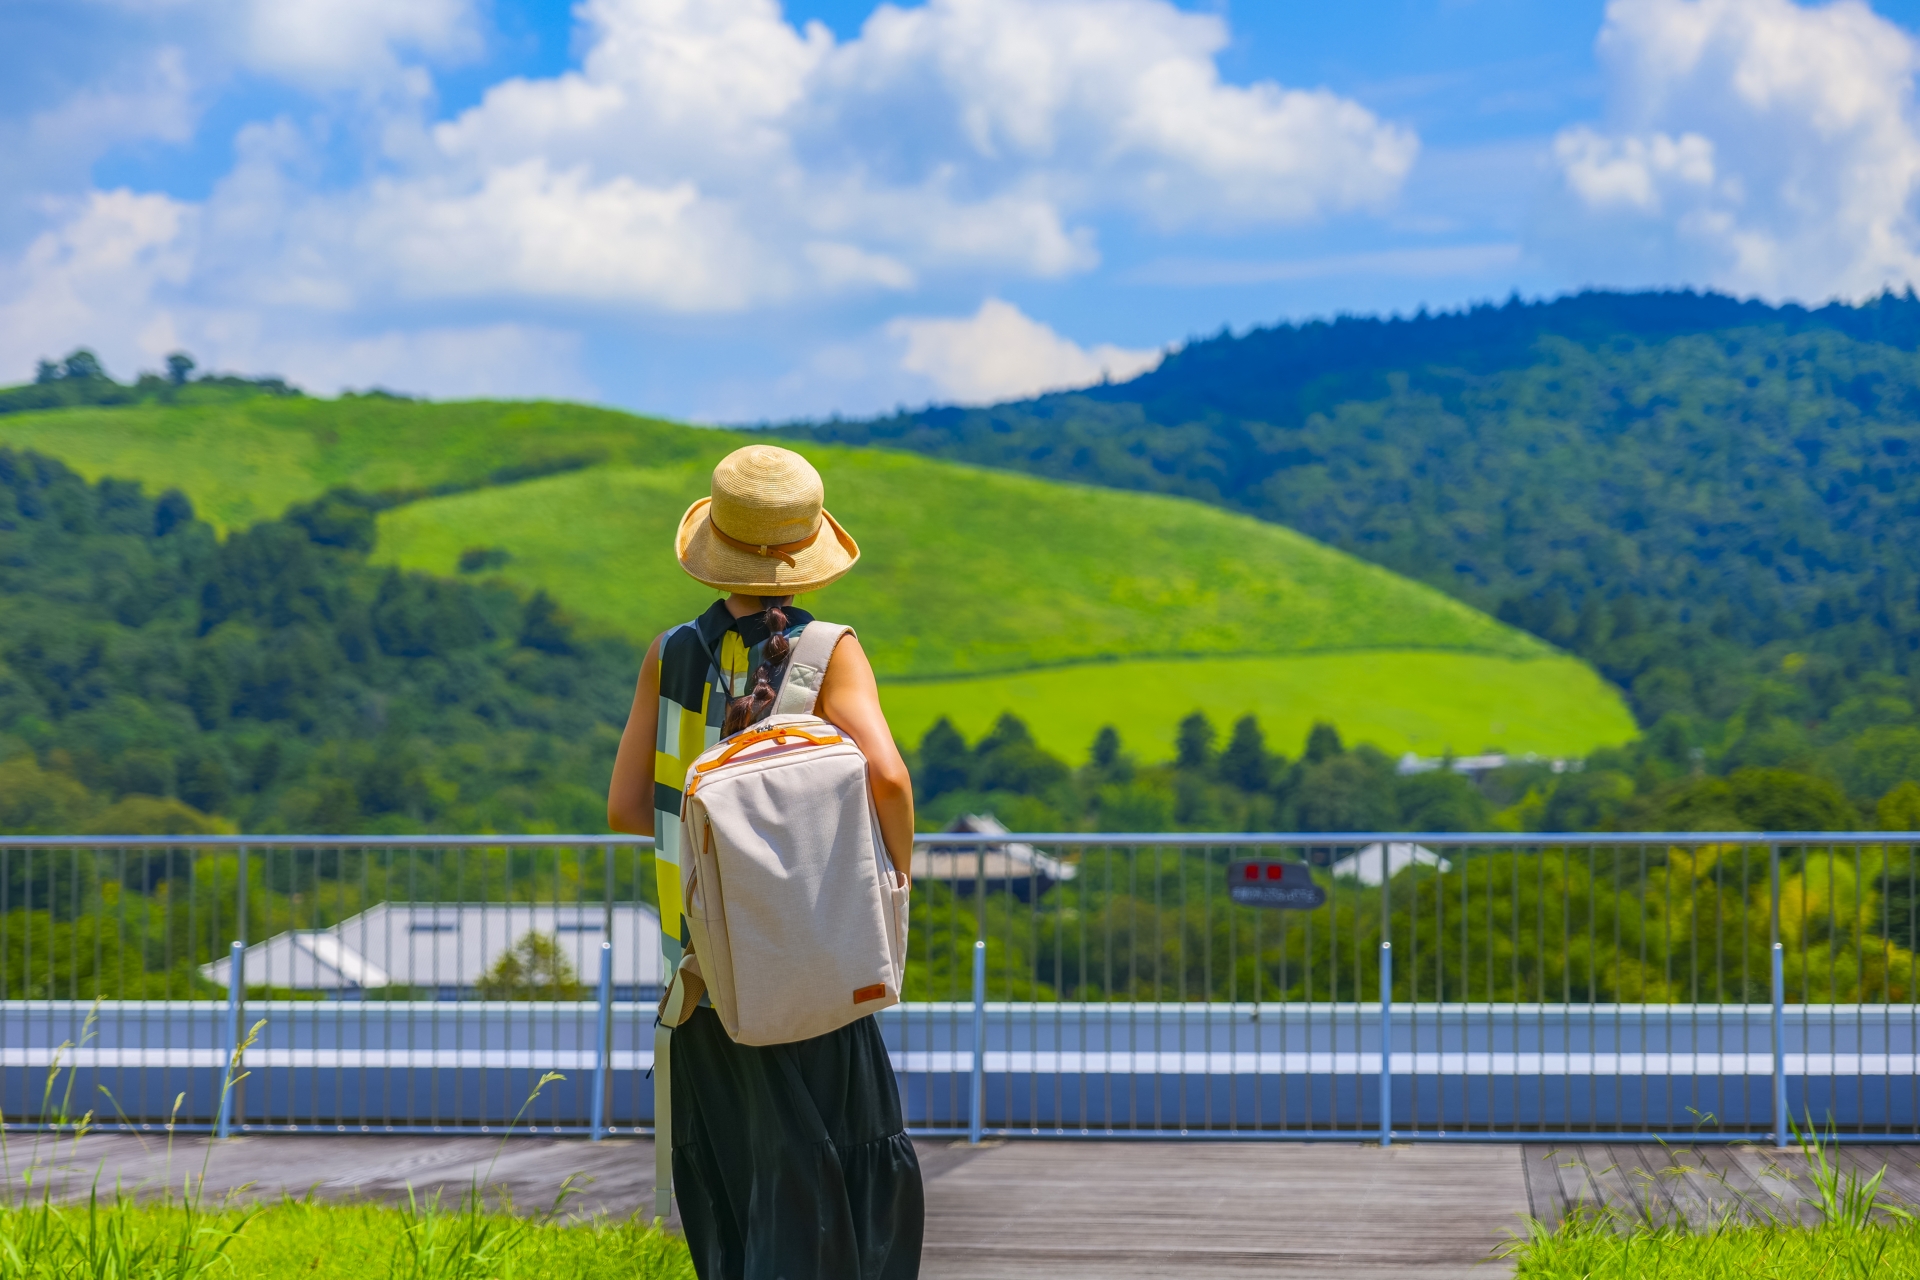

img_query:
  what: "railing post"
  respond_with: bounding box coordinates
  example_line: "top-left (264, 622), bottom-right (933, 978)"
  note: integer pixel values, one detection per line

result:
top-left (217, 939), bottom-right (243, 1140)
top-left (1769, 841), bottom-right (1786, 1150)
top-left (969, 938), bottom-right (986, 1146)
top-left (1772, 940), bottom-right (1788, 1150)
top-left (592, 940), bottom-right (613, 1141)
top-left (1379, 940), bottom-right (1392, 1147)
top-left (236, 845), bottom-right (249, 948)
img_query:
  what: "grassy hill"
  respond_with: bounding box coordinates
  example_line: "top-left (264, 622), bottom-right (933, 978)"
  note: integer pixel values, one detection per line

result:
top-left (0, 397), bottom-right (1635, 762)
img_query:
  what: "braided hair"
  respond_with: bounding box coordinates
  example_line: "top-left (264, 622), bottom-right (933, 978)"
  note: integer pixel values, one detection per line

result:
top-left (722, 599), bottom-right (793, 736)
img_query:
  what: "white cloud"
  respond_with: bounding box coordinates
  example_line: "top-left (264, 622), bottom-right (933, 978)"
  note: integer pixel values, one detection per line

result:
top-left (348, 0), bottom-right (1414, 309)
top-left (1546, 0), bottom-right (1920, 298)
top-left (257, 324), bottom-right (594, 400)
top-left (0, 0), bottom-right (1414, 406)
top-left (1554, 128), bottom-right (1715, 213)
top-left (236, 0), bottom-right (480, 86)
top-left (355, 162), bottom-right (769, 311)
top-left (0, 189), bottom-right (195, 376)
top-left (889, 298), bottom-right (1163, 404)
top-left (0, 185), bottom-right (591, 403)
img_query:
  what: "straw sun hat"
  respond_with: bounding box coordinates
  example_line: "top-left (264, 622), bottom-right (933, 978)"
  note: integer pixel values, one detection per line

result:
top-left (675, 445), bottom-right (860, 595)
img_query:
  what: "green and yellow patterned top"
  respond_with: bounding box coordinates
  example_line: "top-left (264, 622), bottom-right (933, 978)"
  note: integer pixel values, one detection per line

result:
top-left (651, 600), bottom-right (815, 966)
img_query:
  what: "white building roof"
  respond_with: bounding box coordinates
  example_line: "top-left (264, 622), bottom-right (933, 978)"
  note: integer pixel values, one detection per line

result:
top-left (202, 902), bottom-right (664, 992)
top-left (912, 813), bottom-right (1078, 886)
top-left (1329, 842), bottom-right (1452, 887)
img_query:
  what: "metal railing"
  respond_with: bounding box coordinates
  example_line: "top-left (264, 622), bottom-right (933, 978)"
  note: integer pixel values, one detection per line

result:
top-left (2, 833), bottom-right (1915, 1143)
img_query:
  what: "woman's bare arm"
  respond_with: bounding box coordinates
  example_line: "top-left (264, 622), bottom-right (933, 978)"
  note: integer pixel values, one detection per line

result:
top-left (814, 634), bottom-right (914, 878)
top-left (607, 634), bottom-right (665, 835)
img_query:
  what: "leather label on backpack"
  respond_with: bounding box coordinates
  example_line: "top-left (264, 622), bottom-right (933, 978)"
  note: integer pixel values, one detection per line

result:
top-left (853, 984), bottom-right (886, 1004)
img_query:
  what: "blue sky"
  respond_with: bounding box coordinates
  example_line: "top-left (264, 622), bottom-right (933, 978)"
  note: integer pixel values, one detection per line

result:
top-left (6, 0), bottom-right (1920, 420)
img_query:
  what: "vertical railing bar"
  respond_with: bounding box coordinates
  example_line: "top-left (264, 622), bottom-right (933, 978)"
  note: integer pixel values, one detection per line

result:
top-left (976, 838), bottom-right (986, 1136)
top-left (1772, 939), bottom-right (1788, 1150)
top-left (1407, 843), bottom-right (1418, 1135)
top-left (1742, 840), bottom-right (1752, 1133)
top-left (1534, 842), bottom-right (1545, 1135)
top-left (1248, 847), bottom-right (1260, 1134)
top-left (1224, 841), bottom-right (1235, 1134)
top-left (592, 939), bottom-right (612, 1140)
top-left (1843, 840), bottom-right (1858, 1143)
top-left (217, 939), bottom-right (242, 1139)
top-left (1874, 838), bottom-right (1887, 1138)
top-left (1052, 843), bottom-right (1065, 1137)
top-left (605, 841), bottom-right (616, 1135)
top-left (235, 844), bottom-right (249, 1132)
top-left (1770, 842), bottom-right (1783, 1149)
top-left (969, 937), bottom-right (986, 1145)
top-left (1290, 865), bottom-right (1303, 1133)
top-left (368, 841), bottom-right (382, 1133)
top-left (1379, 939), bottom-right (1392, 1147)
top-left (1636, 842), bottom-right (1648, 1135)
top-left (1583, 842), bottom-right (1596, 1139)
top-left (1710, 839), bottom-right (1723, 1133)
top-left (1153, 842), bottom-right (1163, 1133)
top-left (1125, 847), bottom-right (1135, 1132)
top-left (439, 842), bottom-right (453, 1128)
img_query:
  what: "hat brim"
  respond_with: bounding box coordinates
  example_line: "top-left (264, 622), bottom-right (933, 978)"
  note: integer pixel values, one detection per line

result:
top-left (675, 498), bottom-right (860, 595)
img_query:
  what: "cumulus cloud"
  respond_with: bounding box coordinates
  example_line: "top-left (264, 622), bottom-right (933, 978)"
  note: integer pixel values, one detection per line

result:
top-left (0, 0), bottom-right (1415, 404)
top-left (0, 189), bottom-right (195, 375)
top-left (1546, 0), bottom-right (1920, 298)
top-left (889, 298), bottom-right (1163, 404)
top-left (0, 185), bottom-right (592, 402)
top-left (206, 0), bottom-right (1414, 315)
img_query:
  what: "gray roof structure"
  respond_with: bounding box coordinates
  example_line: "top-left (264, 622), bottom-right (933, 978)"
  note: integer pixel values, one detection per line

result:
top-left (912, 813), bottom-right (1077, 900)
top-left (202, 902), bottom-right (665, 994)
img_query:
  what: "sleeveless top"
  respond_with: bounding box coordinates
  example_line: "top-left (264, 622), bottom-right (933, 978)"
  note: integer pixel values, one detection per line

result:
top-left (652, 600), bottom-right (816, 967)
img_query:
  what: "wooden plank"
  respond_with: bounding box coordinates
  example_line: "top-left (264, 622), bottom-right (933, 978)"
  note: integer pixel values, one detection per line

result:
top-left (8, 1136), bottom-right (1534, 1279)
top-left (32, 1134), bottom-right (1919, 1276)
top-left (917, 1142), bottom-right (1529, 1280)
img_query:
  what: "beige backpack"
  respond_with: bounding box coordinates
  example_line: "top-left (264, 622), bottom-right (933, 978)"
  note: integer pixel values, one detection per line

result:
top-left (654, 620), bottom-right (908, 1213)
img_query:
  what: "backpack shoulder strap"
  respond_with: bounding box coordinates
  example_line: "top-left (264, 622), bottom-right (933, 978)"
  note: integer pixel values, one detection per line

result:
top-left (773, 621), bottom-right (853, 716)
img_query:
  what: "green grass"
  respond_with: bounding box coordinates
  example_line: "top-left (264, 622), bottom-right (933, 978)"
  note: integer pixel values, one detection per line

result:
top-left (0, 1195), bottom-right (694, 1279)
top-left (370, 448), bottom-right (1551, 677)
top-left (1509, 1217), bottom-right (1920, 1278)
top-left (878, 650), bottom-right (1636, 762)
top-left (0, 398), bottom-right (704, 532)
top-left (0, 397), bottom-right (1636, 759)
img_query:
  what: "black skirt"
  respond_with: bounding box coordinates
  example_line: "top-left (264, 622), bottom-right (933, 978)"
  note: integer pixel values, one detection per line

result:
top-left (670, 1006), bottom-right (924, 1280)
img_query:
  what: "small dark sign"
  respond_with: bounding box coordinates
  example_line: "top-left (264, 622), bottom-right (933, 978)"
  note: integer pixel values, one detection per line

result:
top-left (1227, 859), bottom-right (1327, 910)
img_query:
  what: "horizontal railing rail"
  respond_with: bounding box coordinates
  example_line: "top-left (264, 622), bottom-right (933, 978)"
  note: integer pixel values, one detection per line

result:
top-left (5, 831), bottom-right (1918, 845)
top-left (3, 832), bottom-right (1915, 1143)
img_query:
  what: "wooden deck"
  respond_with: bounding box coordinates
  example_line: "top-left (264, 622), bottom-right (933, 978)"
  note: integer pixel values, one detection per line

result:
top-left (7, 1133), bottom-right (1917, 1278)
top-left (1520, 1141), bottom-right (1920, 1230)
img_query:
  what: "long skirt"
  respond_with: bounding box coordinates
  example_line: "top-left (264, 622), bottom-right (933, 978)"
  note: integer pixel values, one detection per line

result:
top-left (670, 1005), bottom-right (924, 1280)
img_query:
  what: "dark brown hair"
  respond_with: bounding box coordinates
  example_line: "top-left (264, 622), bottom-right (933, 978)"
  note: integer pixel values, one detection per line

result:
top-left (722, 600), bottom-right (792, 735)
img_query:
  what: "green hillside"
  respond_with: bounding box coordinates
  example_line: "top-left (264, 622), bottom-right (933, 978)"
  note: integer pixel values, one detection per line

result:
top-left (879, 651), bottom-right (1632, 763)
top-left (0, 397), bottom-right (1634, 761)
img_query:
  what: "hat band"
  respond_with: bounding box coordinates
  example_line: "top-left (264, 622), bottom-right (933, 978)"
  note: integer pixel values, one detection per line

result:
top-left (707, 513), bottom-right (821, 568)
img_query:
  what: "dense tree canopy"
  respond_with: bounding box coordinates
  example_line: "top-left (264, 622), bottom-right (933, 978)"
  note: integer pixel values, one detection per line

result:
top-left (0, 449), bottom-right (635, 837)
top-left (792, 290), bottom-right (1920, 735)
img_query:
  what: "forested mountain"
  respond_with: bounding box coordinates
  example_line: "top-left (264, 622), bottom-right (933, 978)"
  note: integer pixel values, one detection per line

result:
top-left (791, 290), bottom-right (1920, 741)
top-left (0, 449), bottom-right (635, 838)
